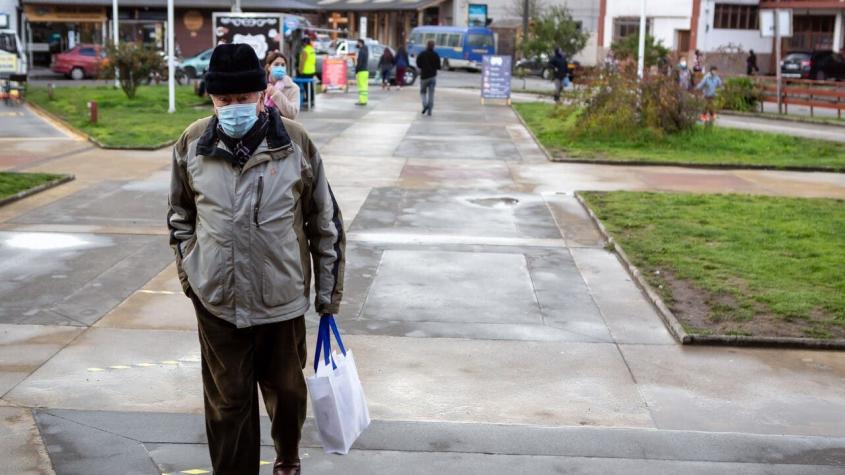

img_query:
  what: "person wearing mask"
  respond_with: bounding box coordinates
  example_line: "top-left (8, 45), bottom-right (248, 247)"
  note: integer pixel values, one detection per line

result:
top-left (168, 43), bottom-right (346, 475)
top-left (696, 65), bottom-right (722, 123)
top-left (379, 47), bottom-right (395, 91)
top-left (548, 47), bottom-right (569, 103)
top-left (677, 57), bottom-right (692, 91)
top-left (394, 45), bottom-right (410, 90)
top-left (416, 40), bottom-right (440, 115)
top-left (264, 51), bottom-right (300, 120)
top-left (355, 39), bottom-right (369, 106)
top-left (298, 37), bottom-right (317, 107)
top-left (746, 50), bottom-right (759, 76)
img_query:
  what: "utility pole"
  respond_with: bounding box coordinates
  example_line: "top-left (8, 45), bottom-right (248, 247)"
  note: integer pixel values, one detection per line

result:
top-left (167, 0), bottom-right (175, 113)
top-left (775, 9), bottom-right (782, 114)
top-left (112, 0), bottom-right (119, 88)
top-left (636, 0), bottom-right (646, 78)
top-left (233, 0), bottom-right (242, 13)
top-left (522, 0), bottom-right (529, 56)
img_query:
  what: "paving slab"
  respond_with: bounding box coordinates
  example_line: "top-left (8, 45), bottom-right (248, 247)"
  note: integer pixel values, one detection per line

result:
top-left (398, 158), bottom-right (515, 189)
top-left (0, 324), bottom-right (83, 397)
top-left (0, 406), bottom-right (55, 475)
top-left (0, 231), bottom-right (173, 326)
top-left (620, 344), bottom-right (845, 437)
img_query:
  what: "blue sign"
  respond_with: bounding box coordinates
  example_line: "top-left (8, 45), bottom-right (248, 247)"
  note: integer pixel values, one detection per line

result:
top-left (468, 4), bottom-right (487, 27)
top-left (481, 55), bottom-right (512, 100)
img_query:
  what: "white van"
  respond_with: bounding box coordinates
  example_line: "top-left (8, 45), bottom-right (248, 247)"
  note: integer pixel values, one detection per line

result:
top-left (0, 29), bottom-right (28, 78)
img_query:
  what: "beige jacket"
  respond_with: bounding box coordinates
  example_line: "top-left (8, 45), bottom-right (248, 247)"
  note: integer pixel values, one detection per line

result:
top-left (267, 76), bottom-right (300, 120)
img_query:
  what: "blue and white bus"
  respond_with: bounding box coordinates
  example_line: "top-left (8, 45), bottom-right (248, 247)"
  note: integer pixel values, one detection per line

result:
top-left (407, 26), bottom-right (495, 71)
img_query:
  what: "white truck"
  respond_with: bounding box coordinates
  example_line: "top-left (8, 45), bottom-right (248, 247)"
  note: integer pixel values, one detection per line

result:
top-left (0, 29), bottom-right (27, 78)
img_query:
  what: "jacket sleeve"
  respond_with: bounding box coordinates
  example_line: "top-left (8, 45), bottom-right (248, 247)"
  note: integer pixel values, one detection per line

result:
top-left (302, 136), bottom-right (345, 315)
top-left (271, 79), bottom-right (300, 120)
top-left (167, 141), bottom-right (196, 294)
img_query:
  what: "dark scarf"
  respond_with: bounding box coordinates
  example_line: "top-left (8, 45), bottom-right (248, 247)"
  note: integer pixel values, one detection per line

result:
top-left (216, 112), bottom-right (270, 168)
top-left (196, 106), bottom-right (293, 168)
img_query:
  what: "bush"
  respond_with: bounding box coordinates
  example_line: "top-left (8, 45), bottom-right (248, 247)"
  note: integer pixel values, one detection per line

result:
top-left (610, 34), bottom-right (670, 69)
top-left (571, 67), bottom-right (703, 142)
top-left (716, 77), bottom-right (763, 112)
top-left (101, 44), bottom-right (164, 99)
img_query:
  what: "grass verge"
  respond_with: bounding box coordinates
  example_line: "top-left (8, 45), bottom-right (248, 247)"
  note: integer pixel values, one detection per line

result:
top-left (514, 102), bottom-right (845, 171)
top-left (27, 85), bottom-right (212, 148)
top-left (0, 172), bottom-right (66, 201)
top-left (581, 191), bottom-right (845, 339)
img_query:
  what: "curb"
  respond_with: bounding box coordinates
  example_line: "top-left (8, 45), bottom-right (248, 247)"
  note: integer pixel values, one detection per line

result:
top-left (721, 110), bottom-right (845, 129)
top-left (510, 106), bottom-right (844, 174)
top-left (574, 191), bottom-right (845, 350)
top-left (0, 174), bottom-right (75, 208)
top-left (26, 101), bottom-right (176, 151)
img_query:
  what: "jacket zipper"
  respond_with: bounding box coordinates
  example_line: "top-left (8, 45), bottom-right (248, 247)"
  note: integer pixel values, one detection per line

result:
top-left (254, 175), bottom-right (264, 228)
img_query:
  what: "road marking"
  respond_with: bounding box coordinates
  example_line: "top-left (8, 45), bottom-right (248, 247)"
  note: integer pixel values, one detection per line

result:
top-left (181, 470), bottom-right (210, 474)
top-left (138, 289), bottom-right (179, 295)
top-left (87, 367), bottom-right (105, 372)
top-left (109, 365), bottom-right (131, 369)
top-left (161, 360), bottom-right (179, 365)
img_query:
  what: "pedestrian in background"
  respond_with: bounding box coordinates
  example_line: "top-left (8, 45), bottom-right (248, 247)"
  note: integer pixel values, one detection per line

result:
top-left (416, 40), bottom-right (440, 116)
top-left (379, 47), bottom-right (395, 91)
top-left (677, 56), bottom-right (692, 91)
top-left (395, 45), bottom-right (409, 90)
top-left (746, 50), bottom-right (759, 76)
top-left (549, 47), bottom-right (569, 103)
top-left (297, 37), bottom-right (317, 108)
top-left (168, 43), bottom-right (345, 475)
top-left (264, 51), bottom-right (300, 120)
top-left (355, 39), bottom-right (369, 106)
top-left (696, 65), bottom-right (722, 124)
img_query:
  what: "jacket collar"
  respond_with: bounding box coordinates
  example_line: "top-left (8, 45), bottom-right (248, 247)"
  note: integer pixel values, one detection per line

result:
top-left (196, 106), bottom-right (293, 159)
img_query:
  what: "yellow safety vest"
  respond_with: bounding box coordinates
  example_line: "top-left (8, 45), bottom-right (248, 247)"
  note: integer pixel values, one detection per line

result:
top-left (302, 44), bottom-right (316, 75)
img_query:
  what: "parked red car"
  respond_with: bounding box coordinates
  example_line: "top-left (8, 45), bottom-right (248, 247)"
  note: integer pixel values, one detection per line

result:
top-left (52, 44), bottom-right (105, 80)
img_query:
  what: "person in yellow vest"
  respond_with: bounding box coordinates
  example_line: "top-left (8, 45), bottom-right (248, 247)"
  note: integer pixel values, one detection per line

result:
top-left (298, 37), bottom-right (317, 107)
top-left (355, 39), bottom-right (369, 106)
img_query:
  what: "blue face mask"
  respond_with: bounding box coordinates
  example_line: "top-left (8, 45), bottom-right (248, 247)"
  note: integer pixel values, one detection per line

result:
top-left (271, 66), bottom-right (286, 80)
top-left (217, 102), bottom-right (259, 139)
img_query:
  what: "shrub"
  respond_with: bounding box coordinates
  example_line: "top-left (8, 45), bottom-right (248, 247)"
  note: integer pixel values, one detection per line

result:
top-left (610, 34), bottom-right (670, 69)
top-left (101, 44), bottom-right (163, 99)
top-left (716, 77), bottom-right (763, 112)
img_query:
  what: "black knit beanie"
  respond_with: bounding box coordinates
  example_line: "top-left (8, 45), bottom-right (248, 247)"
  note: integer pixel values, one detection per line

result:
top-left (205, 43), bottom-right (267, 95)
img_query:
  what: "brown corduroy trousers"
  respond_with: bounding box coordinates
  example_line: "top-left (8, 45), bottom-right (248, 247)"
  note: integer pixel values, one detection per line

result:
top-left (191, 296), bottom-right (307, 475)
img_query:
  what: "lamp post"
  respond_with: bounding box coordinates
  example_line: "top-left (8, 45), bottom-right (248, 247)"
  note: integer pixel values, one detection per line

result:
top-left (167, 0), bottom-right (175, 113)
top-left (112, 0), bottom-right (119, 88)
top-left (636, 0), bottom-right (646, 78)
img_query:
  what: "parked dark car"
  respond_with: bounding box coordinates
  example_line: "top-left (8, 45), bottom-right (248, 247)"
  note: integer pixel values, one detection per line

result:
top-left (515, 54), bottom-right (580, 80)
top-left (781, 50), bottom-right (845, 81)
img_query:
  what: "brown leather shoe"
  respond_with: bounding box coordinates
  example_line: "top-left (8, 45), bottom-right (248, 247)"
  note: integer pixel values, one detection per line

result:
top-left (273, 459), bottom-right (301, 475)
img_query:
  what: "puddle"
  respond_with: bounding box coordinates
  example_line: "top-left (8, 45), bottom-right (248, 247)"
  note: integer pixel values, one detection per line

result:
top-left (464, 197), bottom-right (520, 209)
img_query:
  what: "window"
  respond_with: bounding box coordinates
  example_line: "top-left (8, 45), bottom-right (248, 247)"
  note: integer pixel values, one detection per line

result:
top-left (467, 33), bottom-right (493, 48)
top-left (0, 32), bottom-right (16, 55)
top-left (423, 32), bottom-right (436, 44)
top-left (410, 32), bottom-right (422, 44)
top-left (613, 17), bottom-right (651, 42)
top-left (447, 34), bottom-right (461, 47)
top-left (436, 33), bottom-right (449, 46)
top-left (80, 47), bottom-right (96, 57)
top-left (713, 4), bottom-right (759, 30)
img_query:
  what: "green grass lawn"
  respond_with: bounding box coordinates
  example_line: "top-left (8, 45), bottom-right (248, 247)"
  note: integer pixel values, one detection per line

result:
top-left (0, 172), bottom-right (65, 201)
top-left (514, 102), bottom-right (845, 171)
top-left (581, 191), bottom-right (845, 339)
top-left (28, 85), bottom-right (212, 148)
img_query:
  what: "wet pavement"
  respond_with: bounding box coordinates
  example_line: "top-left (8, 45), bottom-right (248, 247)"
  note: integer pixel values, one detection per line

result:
top-left (1, 90), bottom-right (844, 474)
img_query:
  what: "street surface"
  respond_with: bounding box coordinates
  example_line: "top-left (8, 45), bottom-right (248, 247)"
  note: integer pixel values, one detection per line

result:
top-left (0, 85), bottom-right (844, 474)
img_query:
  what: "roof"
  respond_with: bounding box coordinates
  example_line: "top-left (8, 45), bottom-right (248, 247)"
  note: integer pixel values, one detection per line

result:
top-left (23, 0), bottom-right (320, 10)
top-left (286, 0), bottom-right (445, 11)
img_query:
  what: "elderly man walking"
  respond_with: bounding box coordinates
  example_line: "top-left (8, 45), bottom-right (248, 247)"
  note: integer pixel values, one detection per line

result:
top-left (167, 43), bottom-right (345, 475)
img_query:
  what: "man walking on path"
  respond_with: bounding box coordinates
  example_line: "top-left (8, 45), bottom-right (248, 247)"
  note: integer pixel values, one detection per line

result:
top-left (416, 40), bottom-right (440, 115)
top-left (696, 65), bottom-right (722, 124)
top-left (746, 50), bottom-right (759, 76)
top-left (167, 43), bottom-right (346, 475)
top-left (549, 47), bottom-right (569, 103)
top-left (355, 39), bottom-right (369, 106)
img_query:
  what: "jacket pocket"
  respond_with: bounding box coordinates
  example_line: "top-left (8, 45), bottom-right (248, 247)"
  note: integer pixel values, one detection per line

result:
top-left (182, 235), bottom-right (226, 306)
top-left (261, 230), bottom-right (305, 307)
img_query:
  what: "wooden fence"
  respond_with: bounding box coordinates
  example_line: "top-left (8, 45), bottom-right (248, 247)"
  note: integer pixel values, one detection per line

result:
top-left (754, 77), bottom-right (845, 118)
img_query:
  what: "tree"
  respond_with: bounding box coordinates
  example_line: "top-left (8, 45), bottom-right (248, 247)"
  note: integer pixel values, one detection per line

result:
top-left (521, 6), bottom-right (589, 60)
top-left (506, 0), bottom-right (545, 22)
top-left (102, 43), bottom-right (163, 99)
top-left (610, 34), bottom-right (669, 69)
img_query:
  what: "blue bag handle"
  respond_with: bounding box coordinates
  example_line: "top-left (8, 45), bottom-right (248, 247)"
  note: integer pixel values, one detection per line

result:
top-left (313, 315), bottom-right (347, 372)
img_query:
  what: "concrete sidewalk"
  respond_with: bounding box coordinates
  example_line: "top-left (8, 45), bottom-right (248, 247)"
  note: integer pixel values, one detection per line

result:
top-left (1, 92), bottom-right (844, 474)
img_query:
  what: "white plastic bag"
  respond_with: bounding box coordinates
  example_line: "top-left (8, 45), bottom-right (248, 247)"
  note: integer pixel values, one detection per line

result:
top-left (306, 316), bottom-right (370, 454)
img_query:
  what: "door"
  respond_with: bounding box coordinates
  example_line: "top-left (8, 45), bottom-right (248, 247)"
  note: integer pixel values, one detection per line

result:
top-left (676, 30), bottom-right (690, 53)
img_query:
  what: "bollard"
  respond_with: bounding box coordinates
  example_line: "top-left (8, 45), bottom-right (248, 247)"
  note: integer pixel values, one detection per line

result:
top-left (87, 101), bottom-right (98, 124)
top-left (47, 83), bottom-right (54, 101)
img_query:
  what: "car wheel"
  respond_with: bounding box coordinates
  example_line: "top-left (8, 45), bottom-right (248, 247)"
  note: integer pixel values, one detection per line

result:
top-left (184, 66), bottom-right (197, 79)
top-left (404, 68), bottom-right (418, 86)
top-left (542, 68), bottom-right (553, 80)
top-left (443, 58), bottom-right (453, 71)
top-left (70, 67), bottom-right (85, 80)
top-left (816, 71), bottom-right (826, 81)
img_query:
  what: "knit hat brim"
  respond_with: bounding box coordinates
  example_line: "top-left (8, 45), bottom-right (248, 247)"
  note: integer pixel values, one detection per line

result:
top-left (205, 69), bottom-right (267, 95)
